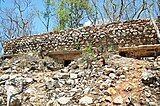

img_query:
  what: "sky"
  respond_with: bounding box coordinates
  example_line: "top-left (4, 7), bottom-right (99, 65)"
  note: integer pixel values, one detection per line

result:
top-left (0, 0), bottom-right (55, 33)
top-left (0, 0), bottom-right (159, 34)
top-left (0, 0), bottom-right (105, 34)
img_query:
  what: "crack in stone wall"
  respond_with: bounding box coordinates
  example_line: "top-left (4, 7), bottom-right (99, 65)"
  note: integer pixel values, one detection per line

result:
top-left (3, 19), bottom-right (160, 54)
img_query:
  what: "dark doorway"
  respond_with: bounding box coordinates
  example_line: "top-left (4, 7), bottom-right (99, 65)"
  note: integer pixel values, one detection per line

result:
top-left (64, 60), bottom-right (72, 67)
top-left (119, 52), bottom-right (126, 57)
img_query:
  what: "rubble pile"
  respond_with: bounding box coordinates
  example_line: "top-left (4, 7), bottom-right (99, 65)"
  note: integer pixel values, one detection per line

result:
top-left (0, 52), bottom-right (159, 106)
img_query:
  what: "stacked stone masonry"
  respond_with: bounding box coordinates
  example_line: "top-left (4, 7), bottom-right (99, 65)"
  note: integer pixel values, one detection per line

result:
top-left (3, 19), bottom-right (160, 54)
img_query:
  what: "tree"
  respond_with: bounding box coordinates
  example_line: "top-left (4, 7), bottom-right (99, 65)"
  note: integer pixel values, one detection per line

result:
top-left (35, 0), bottom-right (55, 32)
top-left (102, 0), bottom-right (156, 22)
top-left (158, 0), bottom-right (160, 14)
top-left (0, 0), bottom-right (5, 3)
top-left (87, 0), bottom-right (105, 24)
top-left (0, 0), bottom-right (34, 41)
top-left (54, 0), bottom-right (92, 30)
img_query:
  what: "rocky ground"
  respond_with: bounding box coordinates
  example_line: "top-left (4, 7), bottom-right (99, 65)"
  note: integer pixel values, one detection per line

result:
top-left (0, 52), bottom-right (160, 106)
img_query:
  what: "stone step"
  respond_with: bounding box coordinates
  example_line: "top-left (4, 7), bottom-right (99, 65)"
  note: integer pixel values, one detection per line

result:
top-left (118, 44), bottom-right (160, 58)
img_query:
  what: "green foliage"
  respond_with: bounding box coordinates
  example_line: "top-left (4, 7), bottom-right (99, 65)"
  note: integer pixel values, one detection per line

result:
top-left (85, 43), bottom-right (93, 54)
top-left (52, 0), bottom-right (92, 30)
top-left (108, 45), bottom-right (114, 52)
top-left (66, 0), bottom-right (91, 10)
top-left (73, 40), bottom-right (80, 50)
top-left (57, 1), bottom-right (70, 30)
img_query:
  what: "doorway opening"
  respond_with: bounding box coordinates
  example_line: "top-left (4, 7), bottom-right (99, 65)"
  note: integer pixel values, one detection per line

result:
top-left (64, 60), bottom-right (72, 67)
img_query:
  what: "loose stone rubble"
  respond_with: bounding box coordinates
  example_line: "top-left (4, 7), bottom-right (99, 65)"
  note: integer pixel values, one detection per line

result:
top-left (1, 18), bottom-right (160, 106)
top-left (0, 52), bottom-right (159, 106)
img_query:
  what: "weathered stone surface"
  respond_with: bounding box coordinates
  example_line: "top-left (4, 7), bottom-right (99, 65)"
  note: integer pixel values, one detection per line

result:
top-left (113, 95), bottom-right (123, 104)
top-left (79, 96), bottom-right (93, 105)
top-left (141, 69), bottom-right (157, 85)
top-left (70, 73), bottom-right (78, 79)
top-left (0, 43), bottom-right (160, 106)
top-left (3, 19), bottom-right (159, 55)
top-left (56, 97), bottom-right (72, 105)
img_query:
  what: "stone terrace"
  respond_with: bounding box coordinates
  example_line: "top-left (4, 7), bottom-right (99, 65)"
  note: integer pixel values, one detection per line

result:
top-left (3, 19), bottom-right (159, 54)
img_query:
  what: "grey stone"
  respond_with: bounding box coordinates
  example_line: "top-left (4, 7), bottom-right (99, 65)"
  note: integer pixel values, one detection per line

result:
top-left (5, 68), bottom-right (12, 73)
top-left (61, 67), bottom-right (69, 73)
top-left (25, 78), bottom-right (34, 83)
top-left (56, 97), bottom-right (72, 105)
top-left (46, 62), bottom-right (55, 71)
top-left (45, 79), bottom-right (60, 90)
top-left (66, 79), bottom-right (74, 85)
top-left (144, 91), bottom-right (151, 98)
top-left (149, 102), bottom-right (157, 106)
top-left (0, 97), bottom-right (4, 105)
top-left (10, 98), bottom-right (21, 106)
top-left (24, 87), bottom-right (37, 94)
top-left (46, 99), bottom-right (60, 106)
top-left (70, 73), bottom-right (78, 79)
top-left (2, 65), bottom-right (10, 70)
top-left (141, 70), bottom-right (157, 85)
top-left (0, 86), bottom-right (6, 95)
top-left (123, 67), bottom-right (129, 71)
top-left (11, 66), bottom-right (17, 70)
top-left (105, 68), bottom-right (116, 74)
top-left (23, 67), bottom-right (30, 73)
top-left (78, 71), bottom-right (85, 77)
top-left (5, 85), bottom-right (20, 95)
top-left (141, 70), bottom-right (154, 80)
top-left (79, 96), bottom-right (93, 105)
top-left (0, 74), bottom-right (9, 81)
top-left (53, 72), bottom-right (69, 79)
top-left (83, 87), bottom-right (90, 94)
top-left (119, 75), bottom-right (125, 79)
top-left (109, 73), bottom-right (116, 79)
top-left (113, 95), bottom-right (123, 104)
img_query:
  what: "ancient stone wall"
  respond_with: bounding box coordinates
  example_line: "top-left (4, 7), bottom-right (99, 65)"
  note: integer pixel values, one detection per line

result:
top-left (3, 19), bottom-right (159, 54)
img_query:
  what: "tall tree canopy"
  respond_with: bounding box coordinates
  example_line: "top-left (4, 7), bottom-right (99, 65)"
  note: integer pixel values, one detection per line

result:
top-left (55, 0), bottom-right (92, 29)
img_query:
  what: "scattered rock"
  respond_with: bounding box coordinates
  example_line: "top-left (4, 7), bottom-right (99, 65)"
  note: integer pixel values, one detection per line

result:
top-left (144, 91), bottom-right (151, 98)
top-left (10, 98), bottom-right (21, 106)
top-left (83, 87), bottom-right (90, 94)
top-left (0, 97), bottom-right (4, 105)
top-left (105, 68), bottom-right (116, 74)
top-left (66, 79), bottom-right (74, 85)
top-left (45, 79), bottom-right (60, 90)
top-left (2, 65), bottom-right (10, 70)
top-left (0, 74), bottom-right (9, 81)
top-left (70, 73), bottom-right (78, 79)
top-left (106, 87), bottom-right (117, 95)
top-left (149, 102), bottom-right (157, 106)
top-left (104, 96), bottom-right (112, 102)
top-left (24, 87), bottom-right (37, 94)
top-left (0, 52), bottom-right (159, 106)
top-left (56, 97), bottom-right (72, 105)
top-left (47, 99), bottom-right (60, 106)
top-left (141, 70), bottom-right (157, 85)
top-left (100, 82), bottom-right (108, 89)
top-left (113, 95), bottom-right (123, 105)
top-left (25, 78), bottom-right (34, 84)
top-left (79, 96), bottom-right (93, 105)
top-left (53, 72), bottom-right (69, 79)
top-left (61, 67), bottom-right (69, 73)
top-left (109, 73), bottom-right (116, 79)
top-left (119, 75), bottom-right (125, 79)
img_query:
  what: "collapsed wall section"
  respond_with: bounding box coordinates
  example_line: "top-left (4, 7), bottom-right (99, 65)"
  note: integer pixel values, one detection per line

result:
top-left (3, 19), bottom-right (159, 54)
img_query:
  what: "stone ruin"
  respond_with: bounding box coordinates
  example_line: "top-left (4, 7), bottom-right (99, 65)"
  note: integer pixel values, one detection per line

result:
top-left (3, 19), bottom-right (160, 55)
